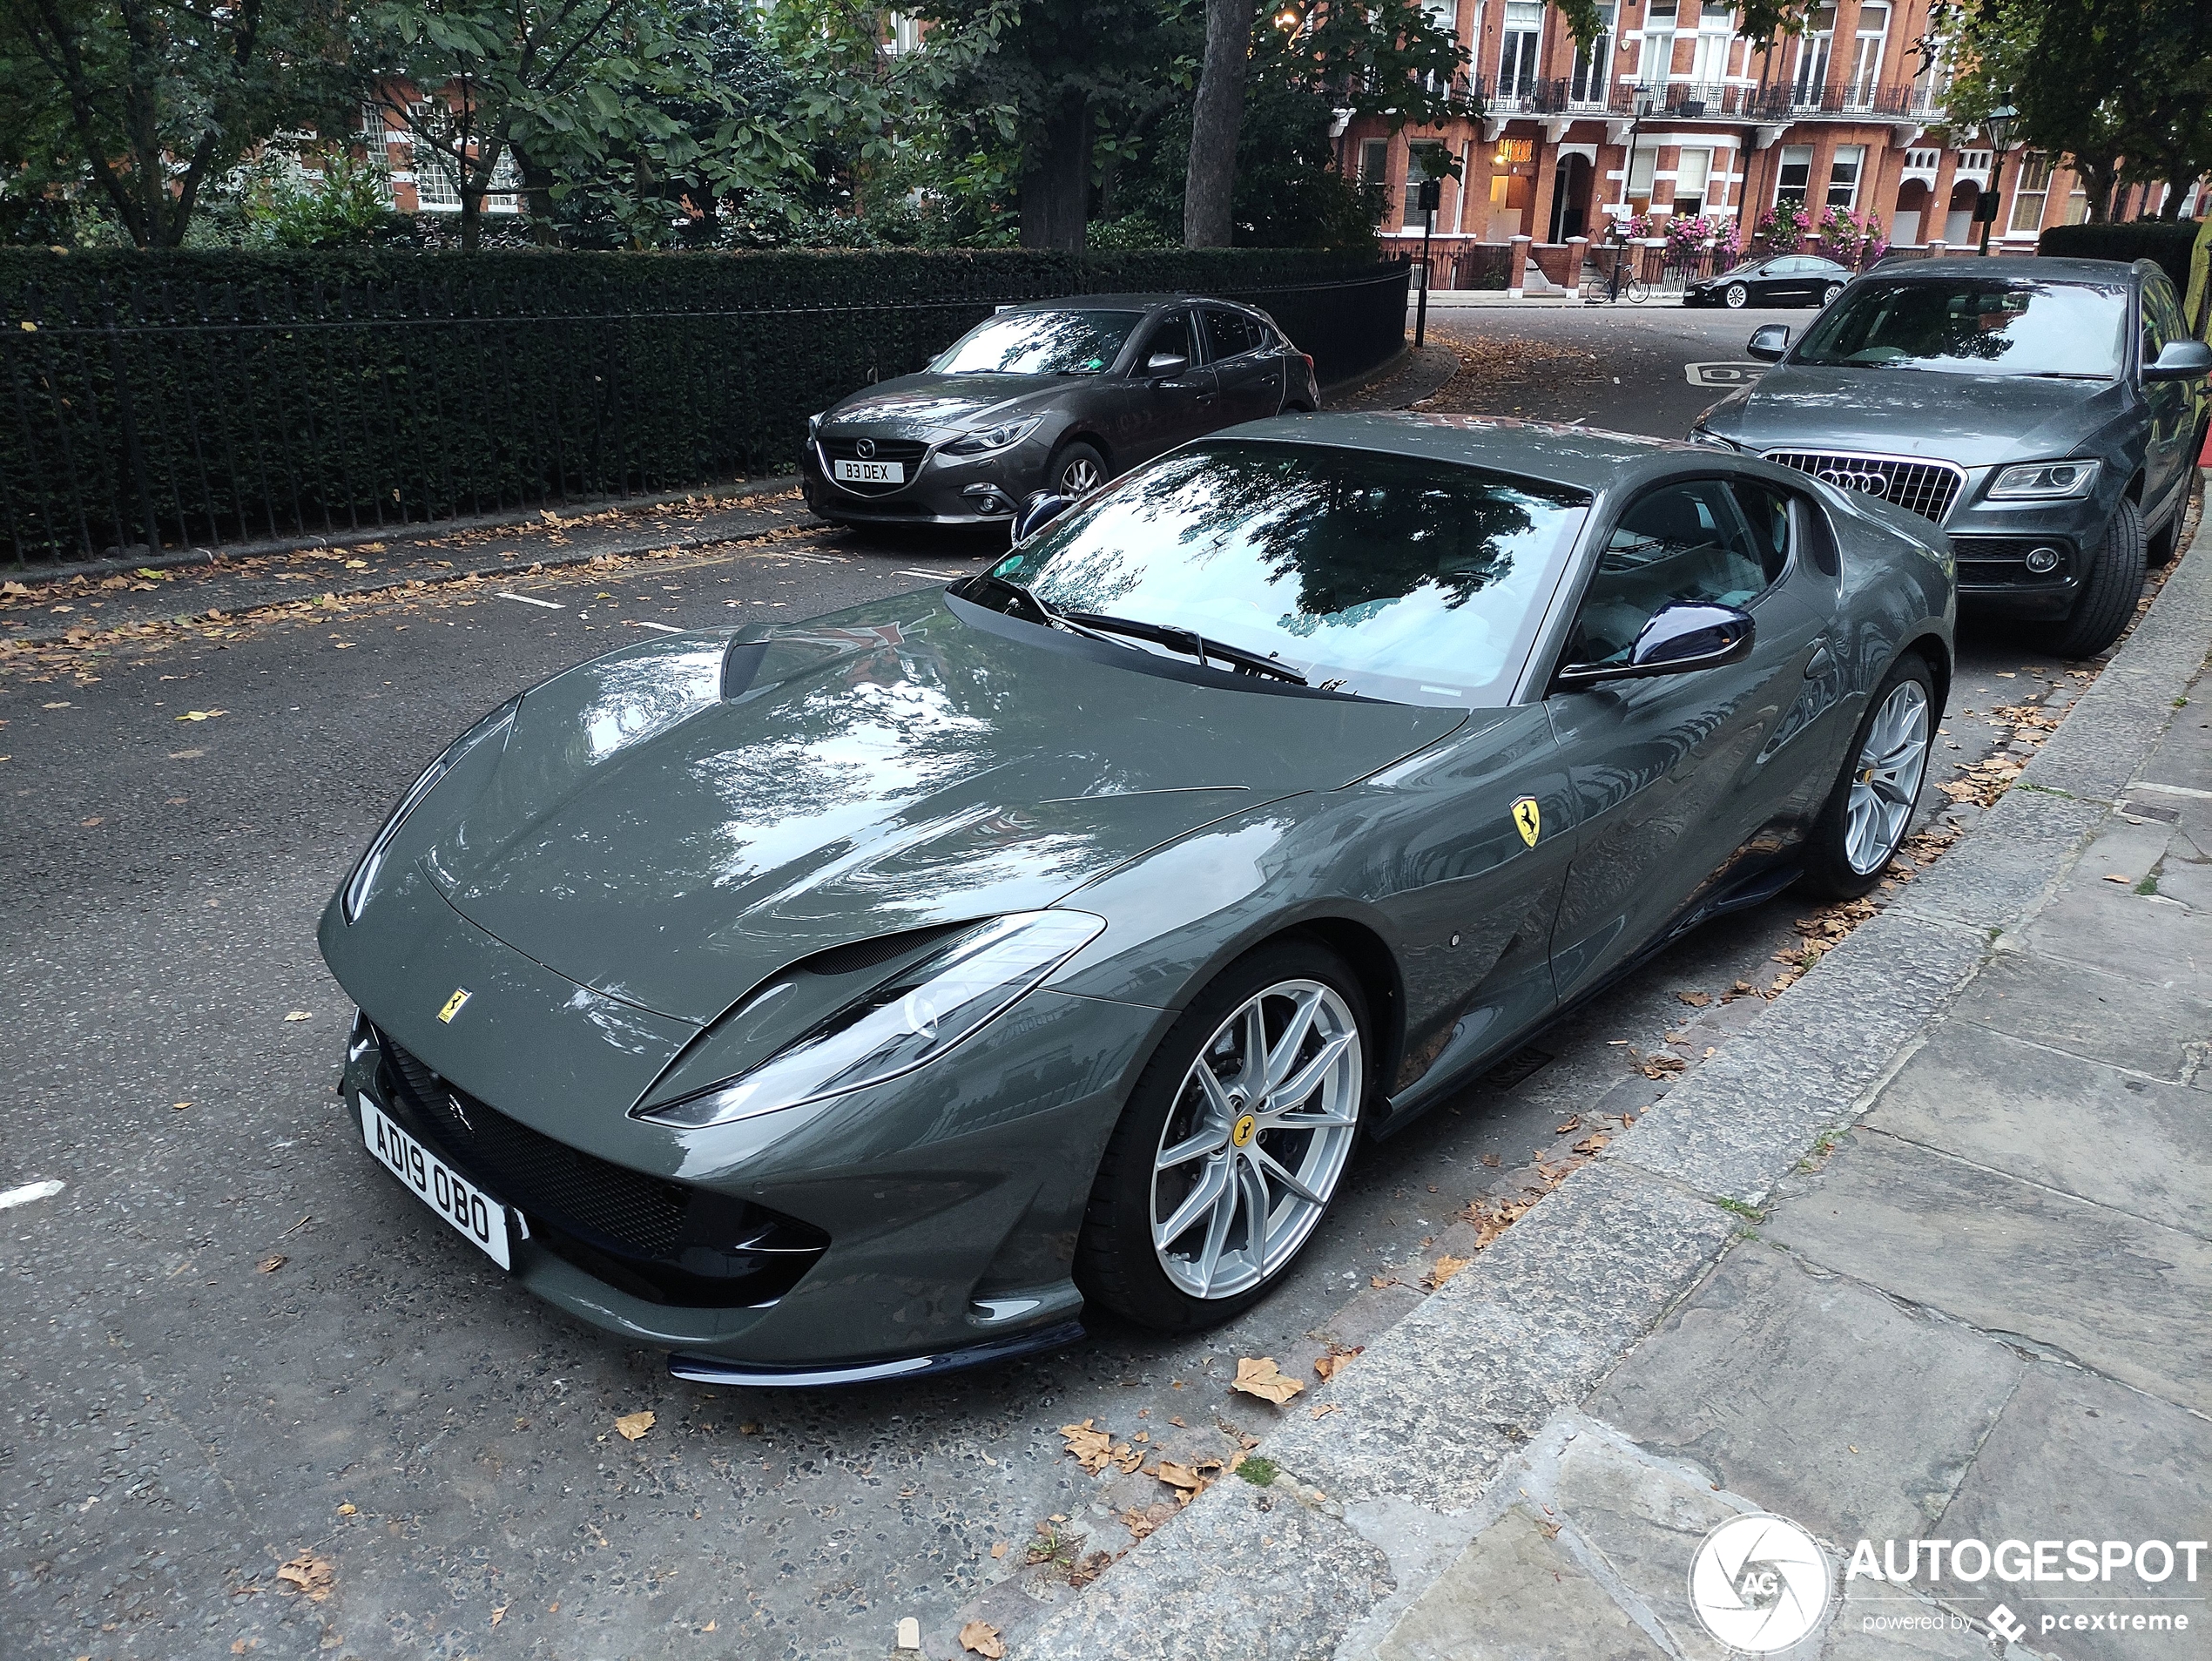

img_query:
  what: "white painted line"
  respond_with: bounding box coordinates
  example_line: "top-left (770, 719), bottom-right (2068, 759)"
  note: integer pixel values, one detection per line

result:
top-left (776, 552), bottom-right (846, 565)
top-left (2131, 780), bottom-right (2212, 800)
top-left (896, 570), bottom-right (965, 581)
top-left (0, 1178), bottom-right (64, 1210)
top-left (628, 620), bottom-right (683, 634)
top-left (496, 591), bottom-right (565, 610)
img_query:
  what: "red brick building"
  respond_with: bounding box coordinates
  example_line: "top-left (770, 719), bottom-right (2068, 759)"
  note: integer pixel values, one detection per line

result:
top-left (1341, 0), bottom-right (2201, 289)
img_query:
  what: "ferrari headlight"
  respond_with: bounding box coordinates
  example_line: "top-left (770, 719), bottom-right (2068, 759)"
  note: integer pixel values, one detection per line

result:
top-left (341, 696), bottom-right (519, 922)
top-left (1988, 459), bottom-right (2101, 500)
top-left (942, 417), bottom-right (1042, 457)
top-left (635, 910), bottom-right (1106, 1129)
top-left (1687, 426), bottom-right (1738, 450)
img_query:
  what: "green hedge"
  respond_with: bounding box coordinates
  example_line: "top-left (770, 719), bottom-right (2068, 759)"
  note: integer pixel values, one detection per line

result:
top-left (0, 247), bottom-right (1411, 565)
top-left (2036, 221), bottom-right (2201, 292)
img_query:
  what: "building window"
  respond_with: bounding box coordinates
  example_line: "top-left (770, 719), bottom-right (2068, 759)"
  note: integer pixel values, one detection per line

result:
top-left (1826, 145), bottom-right (1865, 208)
top-left (1675, 149), bottom-right (1711, 215)
top-left (1637, 5), bottom-right (1675, 84)
top-left (412, 144), bottom-right (461, 210)
top-left (1690, 30), bottom-right (1729, 82)
top-left (1791, 3), bottom-right (1834, 102)
top-left (1776, 144), bottom-right (1811, 203)
top-left (887, 11), bottom-right (923, 53)
top-left (1905, 148), bottom-right (1938, 172)
top-left (1847, 1), bottom-right (1887, 106)
top-left (1627, 145), bottom-right (1656, 213)
top-left (2008, 152), bottom-right (2052, 234)
top-left (1570, 2), bottom-right (1615, 104)
top-left (1499, 1), bottom-right (1545, 98)
top-left (1422, 0), bottom-right (1459, 28)
top-left (1360, 138), bottom-right (1389, 185)
top-left (1405, 140), bottom-right (1449, 221)
top-left (2063, 184), bottom-right (2089, 225)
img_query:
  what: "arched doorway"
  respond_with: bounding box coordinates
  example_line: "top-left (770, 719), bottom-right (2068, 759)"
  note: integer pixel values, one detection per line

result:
top-left (1892, 178), bottom-right (1929, 247)
top-left (1943, 178), bottom-right (1980, 247)
top-left (1548, 153), bottom-right (1594, 242)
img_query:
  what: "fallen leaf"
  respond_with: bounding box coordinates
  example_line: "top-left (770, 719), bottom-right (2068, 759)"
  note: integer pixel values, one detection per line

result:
top-left (1309, 1401), bottom-right (1342, 1420)
top-left (2103, 873), bottom-right (2130, 884)
top-left (1480, 1152), bottom-right (1501, 1168)
top-left (1368, 1273), bottom-right (1400, 1289)
top-left (1058, 1419), bottom-right (1115, 1473)
top-left (283, 1010), bottom-right (312, 1022)
top-left (274, 1553), bottom-right (334, 1602)
top-left (1570, 1132), bottom-right (1610, 1156)
top-left (335, 1503), bottom-right (356, 1516)
top-left (344, 559), bottom-right (368, 570)
top-left (614, 1410), bottom-right (656, 1442)
top-left (1121, 1500), bottom-right (1178, 1541)
top-left (1425, 1253), bottom-right (1473, 1291)
top-left (1552, 1114), bottom-right (1581, 1134)
top-left (1231, 1356), bottom-right (1305, 1404)
top-left (738, 1421), bottom-right (761, 1435)
top-left (255, 1254), bottom-right (286, 1273)
top-left (173, 1101), bottom-right (192, 1111)
top-left (1313, 1347), bottom-right (1363, 1381)
top-left (1151, 1458), bottom-right (1218, 1491)
top-left (989, 1540), bottom-right (1008, 1560)
top-left (79, 816), bottom-right (103, 827)
top-left (175, 709), bottom-right (226, 721)
top-left (959, 1618), bottom-right (1007, 1658)
top-left (1676, 989), bottom-right (1711, 1006)
top-left (1169, 1415), bottom-right (1187, 1428)
top-left (490, 1604), bottom-right (508, 1626)
top-left (1536, 1519), bottom-right (1562, 1539)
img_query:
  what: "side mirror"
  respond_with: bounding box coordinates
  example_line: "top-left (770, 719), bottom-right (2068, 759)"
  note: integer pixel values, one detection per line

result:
top-left (1144, 351), bottom-right (1190, 379)
top-left (1555, 603), bottom-right (1757, 688)
top-left (1013, 490), bottom-right (1074, 542)
top-left (2144, 339), bottom-right (2212, 381)
top-left (1747, 323), bottom-right (1791, 362)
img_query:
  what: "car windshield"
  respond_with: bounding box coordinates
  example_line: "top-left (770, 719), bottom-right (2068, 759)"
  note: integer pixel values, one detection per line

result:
top-left (1791, 278), bottom-right (2128, 378)
top-left (985, 441), bottom-right (1591, 706)
top-left (931, 309), bottom-right (1143, 376)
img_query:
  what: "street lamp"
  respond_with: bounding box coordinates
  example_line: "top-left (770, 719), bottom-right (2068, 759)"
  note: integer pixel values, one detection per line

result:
top-left (1607, 85), bottom-right (1658, 300)
top-left (1978, 98), bottom-right (2019, 256)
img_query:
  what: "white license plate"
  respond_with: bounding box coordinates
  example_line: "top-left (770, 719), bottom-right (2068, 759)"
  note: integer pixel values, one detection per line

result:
top-left (833, 458), bottom-right (904, 484)
top-left (361, 1097), bottom-right (513, 1270)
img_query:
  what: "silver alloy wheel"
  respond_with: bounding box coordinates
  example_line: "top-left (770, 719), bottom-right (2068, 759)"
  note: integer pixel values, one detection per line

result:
top-left (1150, 979), bottom-right (1362, 1300)
top-left (1845, 679), bottom-right (1931, 874)
top-left (1059, 456), bottom-right (1102, 496)
top-left (1726, 283), bottom-right (1749, 308)
top-left (1823, 282), bottom-right (1845, 305)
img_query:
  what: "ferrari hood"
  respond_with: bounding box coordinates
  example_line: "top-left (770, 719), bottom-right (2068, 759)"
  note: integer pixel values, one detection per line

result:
top-left (1707, 366), bottom-right (2125, 469)
top-left (422, 597), bottom-right (1463, 1026)
top-left (822, 372), bottom-right (1066, 440)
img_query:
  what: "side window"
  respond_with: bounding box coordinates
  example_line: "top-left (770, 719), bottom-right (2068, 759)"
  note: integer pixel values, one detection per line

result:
top-left (1566, 481), bottom-right (1772, 667)
top-left (1138, 309), bottom-right (1201, 369)
top-left (1728, 480), bottom-right (1793, 583)
top-left (2141, 276), bottom-right (2186, 362)
top-left (1205, 308), bottom-right (1262, 359)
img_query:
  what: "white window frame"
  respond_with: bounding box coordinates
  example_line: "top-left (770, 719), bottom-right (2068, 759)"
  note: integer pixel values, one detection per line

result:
top-left (1825, 144), bottom-right (1865, 209)
top-left (1776, 143), bottom-right (1812, 203)
top-left (2007, 152), bottom-right (2052, 236)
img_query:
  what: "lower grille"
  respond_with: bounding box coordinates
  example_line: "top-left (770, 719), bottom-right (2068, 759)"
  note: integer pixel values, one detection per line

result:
top-left (373, 1031), bottom-right (827, 1307)
top-left (1764, 449), bottom-right (1966, 525)
top-left (816, 435), bottom-right (928, 496)
top-left (1952, 536), bottom-right (2074, 585)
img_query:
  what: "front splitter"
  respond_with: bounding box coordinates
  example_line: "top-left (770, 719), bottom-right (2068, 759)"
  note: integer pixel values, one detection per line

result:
top-left (667, 1319), bottom-right (1085, 1388)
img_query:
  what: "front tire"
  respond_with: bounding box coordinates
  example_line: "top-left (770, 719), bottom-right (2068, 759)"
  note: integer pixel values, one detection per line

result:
top-left (1821, 281), bottom-right (1846, 306)
top-left (1799, 653), bottom-right (1934, 900)
top-left (1076, 941), bottom-right (1369, 1331)
top-left (1049, 440), bottom-right (1108, 498)
top-left (1725, 283), bottom-right (1750, 308)
top-left (2042, 497), bottom-right (2146, 659)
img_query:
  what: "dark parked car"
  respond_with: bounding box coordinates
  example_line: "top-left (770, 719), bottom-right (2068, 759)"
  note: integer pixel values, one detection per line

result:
top-left (323, 415), bottom-right (1952, 1384)
top-left (1684, 254), bottom-right (1854, 309)
top-left (800, 294), bottom-right (1321, 528)
top-left (1690, 257), bottom-right (2212, 658)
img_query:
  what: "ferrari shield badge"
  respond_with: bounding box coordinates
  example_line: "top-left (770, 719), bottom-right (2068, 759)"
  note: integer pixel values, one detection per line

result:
top-left (1511, 797), bottom-right (1541, 847)
top-left (437, 987), bottom-right (472, 1024)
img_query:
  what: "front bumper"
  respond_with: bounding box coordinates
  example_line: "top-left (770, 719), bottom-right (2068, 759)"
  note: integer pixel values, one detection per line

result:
top-left (802, 429), bottom-right (1058, 527)
top-left (1946, 493), bottom-right (2108, 620)
top-left (334, 977), bottom-right (1163, 1374)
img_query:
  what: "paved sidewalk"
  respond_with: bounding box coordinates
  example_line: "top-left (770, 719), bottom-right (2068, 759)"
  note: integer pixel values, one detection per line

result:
top-left (1026, 511), bottom-right (2212, 1661)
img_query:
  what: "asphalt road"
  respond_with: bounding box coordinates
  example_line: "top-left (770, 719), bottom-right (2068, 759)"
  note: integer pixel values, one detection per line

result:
top-left (1, 315), bottom-right (2095, 1661)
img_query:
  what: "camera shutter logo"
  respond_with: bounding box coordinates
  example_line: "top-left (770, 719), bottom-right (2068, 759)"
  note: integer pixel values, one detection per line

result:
top-left (1689, 1513), bottom-right (1832, 1652)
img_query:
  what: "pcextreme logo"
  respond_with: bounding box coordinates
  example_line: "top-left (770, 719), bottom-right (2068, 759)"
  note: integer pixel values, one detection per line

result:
top-left (1689, 1514), bottom-right (1833, 1652)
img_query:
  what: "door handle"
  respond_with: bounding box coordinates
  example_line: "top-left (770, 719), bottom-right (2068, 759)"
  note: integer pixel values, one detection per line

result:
top-left (1804, 639), bottom-right (1835, 679)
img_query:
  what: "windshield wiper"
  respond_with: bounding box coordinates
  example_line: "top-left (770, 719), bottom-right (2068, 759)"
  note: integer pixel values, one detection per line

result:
top-left (1062, 610), bottom-right (1309, 685)
top-left (2020, 371), bottom-right (2112, 381)
top-left (954, 575), bottom-right (1307, 685)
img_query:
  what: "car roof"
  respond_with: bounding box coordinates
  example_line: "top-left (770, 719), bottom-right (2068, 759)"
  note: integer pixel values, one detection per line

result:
top-left (1217, 412), bottom-right (1685, 492)
top-left (1861, 255), bottom-right (2142, 285)
top-left (1000, 294), bottom-right (1255, 313)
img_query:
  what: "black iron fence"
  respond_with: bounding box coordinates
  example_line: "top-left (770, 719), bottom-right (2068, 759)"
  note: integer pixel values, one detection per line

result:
top-left (1475, 77), bottom-right (1946, 122)
top-left (0, 248), bottom-right (1410, 567)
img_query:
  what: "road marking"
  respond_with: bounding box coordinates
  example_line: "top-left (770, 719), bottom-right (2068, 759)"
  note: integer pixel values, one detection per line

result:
top-left (2131, 780), bottom-right (2212, 800)
top-left (496, 591), bottom-right (565, 610)
top-left (895, 570), bottom-right (967, 581)
top-left (1684, 361), bottom-right (1766, 387)
top-left (0, 1178), bottom-right (64, 1210)
top-left (628, 620), bottom-right (682, 633)
top-left (775, 552), bottom-right (846, 565)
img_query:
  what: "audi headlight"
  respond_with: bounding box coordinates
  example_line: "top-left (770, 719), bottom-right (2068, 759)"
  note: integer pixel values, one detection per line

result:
top-left (1988, 459), bottom-right (2101, 500)
top-left (341, 696), bottom-right (519, 922)
top-left (634, 910), bottom-right (1107, 1129)
top-left (942, 417), bottom-right (1043, 457)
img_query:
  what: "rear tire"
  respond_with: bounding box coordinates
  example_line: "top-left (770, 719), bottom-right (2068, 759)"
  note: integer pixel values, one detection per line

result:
top-left (2043, 497), bottom-right (2146, 659)
top-left (1821, 281), bottom-right (1846, 306)
top-left (1799, 652), bottom-right (1935, 901)
top-left (1076, 941), bottom-right (1369, 1332)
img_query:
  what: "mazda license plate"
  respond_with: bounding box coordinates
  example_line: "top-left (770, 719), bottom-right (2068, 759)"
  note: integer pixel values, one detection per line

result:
top-left (833, 459), bottom-right (903, 484)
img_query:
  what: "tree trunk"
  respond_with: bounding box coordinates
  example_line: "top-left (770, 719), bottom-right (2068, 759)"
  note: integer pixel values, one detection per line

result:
top-left (511, 144), bottom-right (558, 246)
top-left (1184, 0), bottom-right (1254, 246)
top-left (1020, 91), bottom-right (1092, 252)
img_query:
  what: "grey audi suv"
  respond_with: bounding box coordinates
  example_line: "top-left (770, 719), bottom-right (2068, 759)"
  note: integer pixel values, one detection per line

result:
top-left (801, 294), bottom-right (1322, 529)
top-left (1690, 257), bottom-right (2209, 657)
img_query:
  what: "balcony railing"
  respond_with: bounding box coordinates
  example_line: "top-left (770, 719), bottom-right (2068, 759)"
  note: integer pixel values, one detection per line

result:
top-left (1474, 78), bottom-right (1946, 122)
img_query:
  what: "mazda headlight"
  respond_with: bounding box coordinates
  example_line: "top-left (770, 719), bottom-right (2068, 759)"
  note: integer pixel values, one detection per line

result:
top-left (942, 417), bottom-right (1043, 457)
top-left (634, 910), bottom-right (1106, 1129)
top-left (342, 696), bottom-right (519, 922)
top-left (1988, 459), bottom-right (2101, 500)
top-left (807, 409), bottom-right (826, 437)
